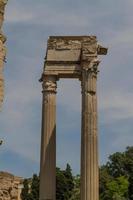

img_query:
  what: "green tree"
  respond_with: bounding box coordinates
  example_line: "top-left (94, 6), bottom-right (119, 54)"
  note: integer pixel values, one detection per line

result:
top-left (21, 165), bottom-right (74, 200)
top-left (56, 167), bottom-right (68, 200)
top-left (21, 179), bottom-right (30, 200)
top-left (100, 146), bottom-right (133, 199)
top-left (20, 147), bottom-right (133, 200)
top-left (107, 152), bottom-right (126, 178)
top-left (21, 175), bottom-right (39, 200)
top-left (63, 164), bottom-right (74, 198)
top-left (56, 164), bottom-right (74, 200)
top-left (106, 176), bottom-right (129, 200)
top-left (29, 174), bottom-right (39, 200)
top-left (107, 146), bottom-right (133, 199)
top-left (100, 165), bottom-right (112, 199)
top-left (125, 147), bottom-right (133, 199)
top-left (70, 175), bottom-right (80, 200)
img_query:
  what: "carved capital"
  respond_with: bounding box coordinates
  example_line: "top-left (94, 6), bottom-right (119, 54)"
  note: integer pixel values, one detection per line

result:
top-left (48, 38), bottom-right (81, 50)
top-left (81, 58), bottom-right (100, 94)
top-left (82, 57), bottom-right (100, 73)
top-left (42, 76), bottom-right (57, 93)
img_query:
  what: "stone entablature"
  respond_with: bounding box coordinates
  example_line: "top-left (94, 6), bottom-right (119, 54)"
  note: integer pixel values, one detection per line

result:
top-left (41, 36), bottom-right (107, 79)
top-left (0, 172), bottom-right (23, 200)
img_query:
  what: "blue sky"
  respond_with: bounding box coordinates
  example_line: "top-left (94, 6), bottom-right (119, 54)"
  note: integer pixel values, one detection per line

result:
top-left (0, 0), bottom-right (133, 178)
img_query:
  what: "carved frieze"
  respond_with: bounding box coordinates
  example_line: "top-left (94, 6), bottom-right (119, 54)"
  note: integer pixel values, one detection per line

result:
top-left (81, 56), bottom-right (100, 94)
top-left (48, 38), bottom-right (81, 50)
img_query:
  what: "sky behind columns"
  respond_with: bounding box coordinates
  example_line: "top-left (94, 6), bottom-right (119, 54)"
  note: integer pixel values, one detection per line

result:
top-left (0, 0), bottom-right (133, 177)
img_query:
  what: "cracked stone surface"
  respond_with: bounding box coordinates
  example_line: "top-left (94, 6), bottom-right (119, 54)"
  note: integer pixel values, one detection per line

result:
top-left (0, 172), bottom-right (23, 200)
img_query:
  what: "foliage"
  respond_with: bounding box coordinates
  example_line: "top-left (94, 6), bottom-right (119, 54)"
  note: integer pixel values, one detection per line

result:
top-left (125, 147), bottom-right (133, 200)
top-left (21, 164), bottom-right (74, 200)
top-left (70, 175), bottom-right (80, 200)
top-left (21, 179), bottom-right (30, 200)
top-left (107, 152), bottom-right (126, 178)
top-left (56, 164), bottom-right (74, 200)
top-left (21, 146), bottom-right (133, 200)
top-left (100, 146), bottom-right (133, 200)
top-left (29, 174), bottom-right (39, 200)
top-left (21, 174), bottom-right (39, 200)
top-left (64, 164), bottom-right (74, 198)
top-left (99, 165), bottom-right (112, 198)
top-left (106, 176), bottom-right (129, 200)
top-left (56, 167), bottom-right (68, 199)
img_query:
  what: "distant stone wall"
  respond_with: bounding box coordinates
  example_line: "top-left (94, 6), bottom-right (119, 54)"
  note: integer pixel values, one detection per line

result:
top-left (0, 172), bottom-right (23, 200)
top-left (0, 0), bottom-right (8, 107)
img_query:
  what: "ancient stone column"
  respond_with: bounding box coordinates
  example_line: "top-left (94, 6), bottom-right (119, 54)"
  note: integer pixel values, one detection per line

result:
top-left (40, 75), bottom-right (57, 200)
top-left (80, 58), bottom-right (99, 200)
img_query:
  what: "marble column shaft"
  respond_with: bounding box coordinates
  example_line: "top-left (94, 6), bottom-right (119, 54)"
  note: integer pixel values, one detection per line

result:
top-left (81, 66), bottom-right (99, 200)
top-left (40, 76), bottom-right (57, 200)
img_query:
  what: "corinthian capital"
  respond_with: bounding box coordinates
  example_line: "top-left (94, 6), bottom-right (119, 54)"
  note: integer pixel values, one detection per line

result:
top-left (81, 58), bottom-right (100, 94)
top-left (42, 76), bottom-right (57, 93)
top-left (82, 58), bottom-right (100, 74)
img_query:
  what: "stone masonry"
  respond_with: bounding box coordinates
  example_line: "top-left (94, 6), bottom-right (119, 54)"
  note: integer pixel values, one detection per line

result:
top-left (40, 36), bottom-right (107, 200)
top-left (0, 172), bottom-right (23, 200)
top-left (0, 0), bottom-right (8, 108)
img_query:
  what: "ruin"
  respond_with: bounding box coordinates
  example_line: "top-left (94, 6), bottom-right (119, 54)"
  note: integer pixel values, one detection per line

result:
top-left (39, 36), bottom-right (107, 200)
top-left (0, 171), bottom-right (23, 200)
top-left (0, 0), bottom-right (8, 108)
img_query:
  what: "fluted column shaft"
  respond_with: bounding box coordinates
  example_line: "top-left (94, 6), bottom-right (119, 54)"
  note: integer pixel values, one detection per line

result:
top-left (81, 65), bottom-right (99, 200)
top-left (40, 75), bottom-right (57, 200)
